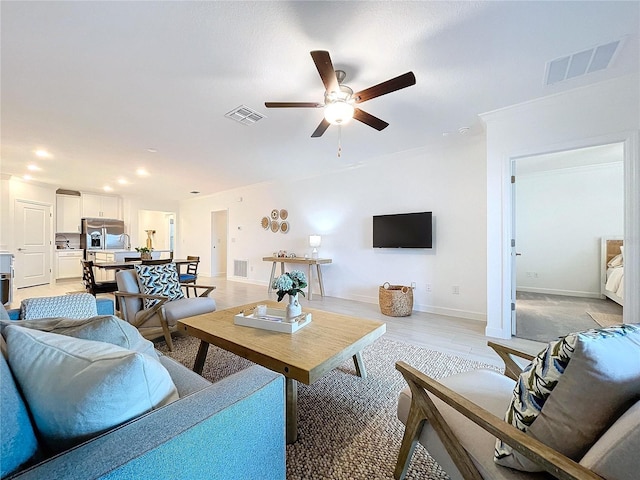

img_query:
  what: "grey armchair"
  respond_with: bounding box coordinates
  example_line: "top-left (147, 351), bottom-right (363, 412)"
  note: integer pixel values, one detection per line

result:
top-left (395, 340), bottom-right (640, 480)
top-left (115, 268), bottom-right (216, 350)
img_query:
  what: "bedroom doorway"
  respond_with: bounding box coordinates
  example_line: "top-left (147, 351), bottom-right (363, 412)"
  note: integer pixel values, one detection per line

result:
top-left (512, 143), bottom-right (624, 342)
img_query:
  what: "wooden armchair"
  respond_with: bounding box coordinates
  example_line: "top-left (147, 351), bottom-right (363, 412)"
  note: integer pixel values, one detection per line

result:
top-left (395, 341), bottom-right (625, 480)
top-left (114, 268), bottom-right (216, 351)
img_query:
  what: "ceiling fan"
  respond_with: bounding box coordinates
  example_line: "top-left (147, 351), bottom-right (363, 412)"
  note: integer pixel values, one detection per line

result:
top-left (265, 50), bottom-right (416, 137)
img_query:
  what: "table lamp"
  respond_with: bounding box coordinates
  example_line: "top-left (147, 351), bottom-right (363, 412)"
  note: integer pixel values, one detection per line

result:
top-left (309, 235), bottom-right (322, 259)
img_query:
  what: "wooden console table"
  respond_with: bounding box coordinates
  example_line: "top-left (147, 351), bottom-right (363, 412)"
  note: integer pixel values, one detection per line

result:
top-left (263, 256), bottom-right (332, 300)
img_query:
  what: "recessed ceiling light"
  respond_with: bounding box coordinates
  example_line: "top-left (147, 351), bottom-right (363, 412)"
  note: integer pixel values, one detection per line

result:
top-left (190, 191), bottom-right (200, 194)
top-left (117, 178), bottom-right (128, 185)
top-left (23, 174), bottom-right (32, 180)
top-left (34, 149), bottom-right (52, 159)
top-left (458, 127), bottom-right (470, 135)
top-left (27, 164), bottom-right (41, 171)
top-left (136, 168), bottom-right (149, 176)
top-left (146, 148), bottom-right (157, 153)
top-left (103, 185), bottom-right (113, 192)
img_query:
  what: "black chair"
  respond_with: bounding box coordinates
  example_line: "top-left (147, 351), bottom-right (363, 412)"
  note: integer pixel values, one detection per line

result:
top-left (141, 259), bottom-right (172, 265)
top-left (179, 256), bottom-right (200, 297)
top-left (81, 260), bottom-right (119, 308)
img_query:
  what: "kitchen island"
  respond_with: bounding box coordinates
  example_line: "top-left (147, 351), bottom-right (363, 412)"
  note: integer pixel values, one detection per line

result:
top-left (90, 250), bottom-right (171, 281)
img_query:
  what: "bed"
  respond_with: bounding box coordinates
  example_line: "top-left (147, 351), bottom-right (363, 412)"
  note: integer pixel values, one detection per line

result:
top-left (601, 237), bottom-right (624, 306)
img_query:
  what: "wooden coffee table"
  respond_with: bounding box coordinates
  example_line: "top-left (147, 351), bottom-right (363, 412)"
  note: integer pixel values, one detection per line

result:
top-left (177, 300), bottom-right (386, 443)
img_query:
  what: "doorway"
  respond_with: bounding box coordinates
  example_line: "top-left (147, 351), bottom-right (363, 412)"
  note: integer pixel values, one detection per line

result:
top-left (210, 210), bottom-right (228, 277)
top-left (512, 143), bottom-right (624, 341)
top-left (14, 200), bottom-right (52, 288)
top-left (138, 210), bottom-right (175, 255)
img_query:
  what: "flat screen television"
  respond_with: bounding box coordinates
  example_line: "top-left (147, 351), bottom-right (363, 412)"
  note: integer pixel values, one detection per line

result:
top-left (373, 212), bottom-right (432, 248)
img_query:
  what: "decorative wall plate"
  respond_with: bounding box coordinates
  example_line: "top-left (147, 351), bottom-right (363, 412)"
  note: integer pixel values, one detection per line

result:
top-left (271, 209), bottom-right (279, 220)
top-left (280, 221), bottom-right (289, 233)
top-left (270, 220), bottom-right (280, 232)
top-left (280, 209), bottom-right (288, 220)
top-left (261, 217), bottom-right (270, 229)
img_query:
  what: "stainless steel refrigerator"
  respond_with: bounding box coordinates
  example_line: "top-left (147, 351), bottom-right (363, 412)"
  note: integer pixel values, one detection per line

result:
top-left (81, 218), bottom-right (126, 259)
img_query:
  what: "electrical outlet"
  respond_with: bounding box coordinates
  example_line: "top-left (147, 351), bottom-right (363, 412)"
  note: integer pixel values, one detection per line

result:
top-left (410, 282), bottom-right (416, 289)
top-left (426, 283), bottom-right (432, 292)
top-left (452, 285), bottom-right (460, 295)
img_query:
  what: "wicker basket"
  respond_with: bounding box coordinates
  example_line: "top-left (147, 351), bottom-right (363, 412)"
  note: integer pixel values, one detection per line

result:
top-left (378, 282), bottom-right (413, 317)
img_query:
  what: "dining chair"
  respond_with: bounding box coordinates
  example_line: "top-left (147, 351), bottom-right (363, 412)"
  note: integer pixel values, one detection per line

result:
top-left (141, 259), bottom-right (172, 265)
top-left (179, 256), bottom-right (200, 297)
top-left (81, 260), bottom-right (119, 308)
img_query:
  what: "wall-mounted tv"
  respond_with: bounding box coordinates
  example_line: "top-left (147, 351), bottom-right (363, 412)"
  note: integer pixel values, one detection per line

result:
top-left (373, 212), bottom-right (432, 248)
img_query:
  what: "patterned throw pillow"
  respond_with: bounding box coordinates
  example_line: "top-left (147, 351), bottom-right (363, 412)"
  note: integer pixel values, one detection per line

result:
top-left (134, 263), bottom-right (184, 309)
top-left (495, 323), bottom-right (640, 471)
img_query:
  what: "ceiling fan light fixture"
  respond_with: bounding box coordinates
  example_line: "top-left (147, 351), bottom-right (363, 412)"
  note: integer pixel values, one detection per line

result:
top-left (324, 100), bottom-right (355, 125)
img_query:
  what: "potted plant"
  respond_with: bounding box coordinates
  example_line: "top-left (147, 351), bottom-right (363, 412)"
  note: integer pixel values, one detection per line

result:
top-left (135, 246), bottom-right (153, 260)
top-left (272, 270), bottom-right (307, 319)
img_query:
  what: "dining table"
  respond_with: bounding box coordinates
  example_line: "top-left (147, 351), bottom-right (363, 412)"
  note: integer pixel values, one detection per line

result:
top-left (93, 258), bottom-right (196, 274)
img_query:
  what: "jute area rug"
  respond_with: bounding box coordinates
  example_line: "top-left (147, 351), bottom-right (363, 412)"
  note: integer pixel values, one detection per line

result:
top-left (586, 311), bottom-right (624, 328)
top-left (157, 336), bottom-right (498, 480)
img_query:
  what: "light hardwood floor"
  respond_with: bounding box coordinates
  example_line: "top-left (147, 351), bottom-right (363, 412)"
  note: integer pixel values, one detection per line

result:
top-left (9, 276), bottom-right (545, 367)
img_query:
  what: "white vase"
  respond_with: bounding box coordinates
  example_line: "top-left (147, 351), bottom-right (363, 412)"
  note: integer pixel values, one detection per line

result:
top-left (286, 293), bottom-right (302, 320)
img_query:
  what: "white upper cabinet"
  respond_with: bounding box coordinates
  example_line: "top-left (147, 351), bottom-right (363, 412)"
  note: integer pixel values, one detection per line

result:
top-left (82, 193), bottom-right (122, 219)
top-left (56, 194), bottom-right (82, 233)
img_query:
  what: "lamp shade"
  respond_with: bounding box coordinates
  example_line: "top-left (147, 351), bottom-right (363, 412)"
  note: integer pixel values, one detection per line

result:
top-left (309, 235), bottom-right (322, 248)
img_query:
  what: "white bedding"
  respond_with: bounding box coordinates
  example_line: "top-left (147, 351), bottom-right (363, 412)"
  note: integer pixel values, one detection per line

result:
top-left (605, 266), bottom-right (624, 299)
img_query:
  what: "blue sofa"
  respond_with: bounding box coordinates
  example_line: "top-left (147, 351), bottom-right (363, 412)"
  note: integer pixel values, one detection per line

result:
top-left (2, 297), bottom-right (286, 479)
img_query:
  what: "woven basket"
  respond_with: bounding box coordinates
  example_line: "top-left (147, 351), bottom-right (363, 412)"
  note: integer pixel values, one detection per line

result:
top-left (378, 282), bottom-right (413, 317)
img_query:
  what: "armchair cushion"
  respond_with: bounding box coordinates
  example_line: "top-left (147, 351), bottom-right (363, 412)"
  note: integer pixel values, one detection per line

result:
top-left (134, 263), bottom-right (184, 309)
top-left (0, 315), bottom-right (159, 360)
top-left (496, 324), bottom-right (640, 471)
top-left (19, 293), bottom-right (98, 320)
top-left (4, 326), bottom-right (179, 453)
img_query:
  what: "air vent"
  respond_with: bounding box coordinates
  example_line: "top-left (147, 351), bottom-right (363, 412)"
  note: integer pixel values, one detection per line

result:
top-left (225, 105), bottom-right (265, 126)
top-left (544, 38), bottom-right (624, 86)
top-left (233, 259), bottom-right (248, 278)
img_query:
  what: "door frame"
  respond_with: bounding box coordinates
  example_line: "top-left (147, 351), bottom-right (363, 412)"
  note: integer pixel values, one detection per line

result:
top-left (509, 143), bottom-right (625, 337)
top-left (496, 131), bottom-right (639, 339)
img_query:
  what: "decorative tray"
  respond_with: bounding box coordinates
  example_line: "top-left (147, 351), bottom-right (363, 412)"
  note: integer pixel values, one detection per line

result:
top-left (234, 307), bottom-right (312, 333)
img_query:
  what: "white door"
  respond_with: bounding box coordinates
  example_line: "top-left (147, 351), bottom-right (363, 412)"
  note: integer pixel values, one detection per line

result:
top-left (15, 200), bottom-right (52, 288)
top-left (210, 210), bottom-right (227, 277)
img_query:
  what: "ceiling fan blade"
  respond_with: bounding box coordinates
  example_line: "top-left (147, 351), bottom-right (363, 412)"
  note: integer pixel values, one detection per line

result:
top-left (353, 72), bottom-right (416, 104)
top-left (265, 102), bottom-right (323, 108)
top-left (310, 50), bottom-right (339, 93)
top-left (353, 108), bottom-right (389, 131)
top-left (311, 118), bottom-right (331, 137)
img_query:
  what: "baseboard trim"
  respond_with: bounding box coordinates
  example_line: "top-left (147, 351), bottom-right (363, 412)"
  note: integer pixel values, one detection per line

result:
top-left (517, 287), bottom-right (601, 299)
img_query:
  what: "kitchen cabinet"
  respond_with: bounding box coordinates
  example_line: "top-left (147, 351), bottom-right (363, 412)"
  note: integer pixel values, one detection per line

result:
top-left (56, 250), bottom-right (83, 279)
top-left (56, 194), bottom-right (82, 233)
top-left (82, 193), bottom-right (122, 219)
top-left (94, 251), bottom-right (116, 281)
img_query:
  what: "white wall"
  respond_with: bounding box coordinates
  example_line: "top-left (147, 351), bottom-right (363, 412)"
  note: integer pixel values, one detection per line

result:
top-left (179, 136), bottom-right (488, 321)
top-left (516, 162), bottom-right (624, 297)
top-left (483, 73), bottom-right (640, 338)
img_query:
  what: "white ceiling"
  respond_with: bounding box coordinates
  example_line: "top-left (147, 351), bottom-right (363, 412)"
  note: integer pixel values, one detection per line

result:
top-left (1, 1), bottom-right (638, 201)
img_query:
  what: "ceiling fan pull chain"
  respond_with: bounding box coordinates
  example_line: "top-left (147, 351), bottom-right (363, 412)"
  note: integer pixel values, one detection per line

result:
top-left (337, 126), bottom-right (342, 158)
